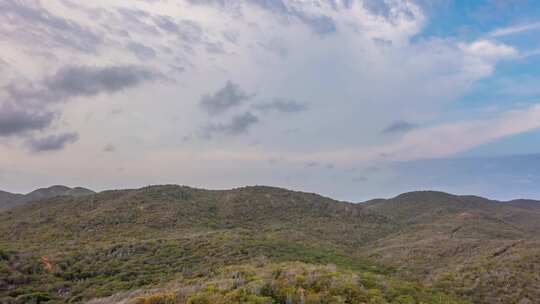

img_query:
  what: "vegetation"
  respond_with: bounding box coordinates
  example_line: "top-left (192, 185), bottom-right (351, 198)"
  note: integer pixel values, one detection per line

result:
top-left (116, 263), bottom-right (465, 304)
top-left (0, 185), bottom-right (538, 303)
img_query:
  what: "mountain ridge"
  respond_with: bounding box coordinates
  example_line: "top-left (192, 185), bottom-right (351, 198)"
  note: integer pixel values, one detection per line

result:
top-left (3, 184), bottom-right (540, 211)
top-left (0, 185), bottom-right (95, 211)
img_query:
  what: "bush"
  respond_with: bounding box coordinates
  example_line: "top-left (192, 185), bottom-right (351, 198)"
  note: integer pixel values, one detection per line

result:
top-left (130, 293), bottom-right (178, 304)
top-left (15, 292), bottom-right (51, 303)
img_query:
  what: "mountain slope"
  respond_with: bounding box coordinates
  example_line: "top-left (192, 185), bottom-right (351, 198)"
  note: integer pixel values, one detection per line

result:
top-left (89, 262), bottom-right (466, 304)
top-left (0, 185), bottom-right (538, 304)
top-left (0, 185), bottom-right (95, 211)
top-left (361, 191), bottom-right (540, 304)
top-left (0, 191), bottom-right (24, 211)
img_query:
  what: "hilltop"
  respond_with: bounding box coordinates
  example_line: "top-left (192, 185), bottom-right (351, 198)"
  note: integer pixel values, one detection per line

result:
top-left (0, 185), bottom-right (538, 304)
top-left (0, 185), bottom-right (95, 211)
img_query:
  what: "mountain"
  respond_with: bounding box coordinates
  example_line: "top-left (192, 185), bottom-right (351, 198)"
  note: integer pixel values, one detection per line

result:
top-left (362, 191), bottom-right (540, 304)
top-left (0, 185), bottom-right (95, 211)
top-left (0, 185), bottom-right (538, 304)
top-left (0, 191), bottom-right (24, 211)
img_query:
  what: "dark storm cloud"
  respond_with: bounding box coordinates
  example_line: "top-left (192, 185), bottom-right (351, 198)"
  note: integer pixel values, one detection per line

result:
top-left (0, 0), bottom-right (103, 53)
top-left (253, 98), bottom-right (308, 113)
top-left (44, 65), bottom-right (161, 100)
top-left (126, 42), bottom-right (157, 60)
top-left (4, 65), bottom-right (161, 105)
top-left (200, 81), bottom-right (252, 115)
top-left (381, 121), bottom-right (417, 134)
top-left (0, 65), bottom-right (160, 145)
top-left (26, 132), bottom-right (79, 152)
top-left (202, 112), bottom-right (259, 137)
top-left (0, 104), bottom-right (55, 137)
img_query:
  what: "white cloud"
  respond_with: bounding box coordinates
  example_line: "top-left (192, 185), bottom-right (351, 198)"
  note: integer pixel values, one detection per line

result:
top-left (299, 104), bottom-right (540, 163)
top-left (460, 40), bottom-right (517, 59)
top-left (489, 22), bottom-right (540, 37)
top-left (383, 104), bottom-right (540, 160)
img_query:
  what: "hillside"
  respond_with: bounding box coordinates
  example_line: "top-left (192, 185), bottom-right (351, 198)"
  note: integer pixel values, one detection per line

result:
top-left (0, 186), bottom-right (95, 211)
top-left (361, 191), bottom-right (540, 303)
top-left (0, 191), bottom-right (24, 212)
top-left (89, 262), bottom-right (466, 304)
top-left (0, 185), bottom-right (539, 304)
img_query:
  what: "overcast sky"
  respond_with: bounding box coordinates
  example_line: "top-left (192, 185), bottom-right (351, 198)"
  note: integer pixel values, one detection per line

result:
top-left (1, 0), bottom-right (540, 201)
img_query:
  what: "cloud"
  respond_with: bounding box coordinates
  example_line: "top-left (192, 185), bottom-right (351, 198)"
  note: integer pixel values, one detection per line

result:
top-left (489, 22), bottom-right (540, 37)
top-left (361, 1), bottom-right (394, 17)
top-left (306, 161), bottom-right (319, 167)
top-left (382, 121), bottom-right (417, 134)
top-left (0, 0), bottom-right (103, 53)
top-left (44, 65), bottom-right (161, 99)
top-left (0, 65), bottom-right (160, 143)
top-left (26, 132), bottom-right (79, 152)
top-left (5, 65), bottom-right (161, 105)
top-left (115, 7), bottom-right (160, 36)
top-left (460, 40), bottom-right (517, 59)
top-left (153, 15), bottom-right (180, 33)
top-left (186, 0), bottom-right (337, 35)
top-left (258, 38), bottom-right (289, 58)
top-left (293, 13), bottom-right (336, 35)
top-left (205, 41), bottom-right (226, 54)
top-left (0, 103), bottom-right (55, 136)
top-left (176, 20), bottom-right (204, 44)
top-left (200, 81), bottom-right (252, 115)
top-left (253, 98), bottom-right (308, 113)
top-left (126, 42), bottom-right (157, 60)
top-left (152, 16), bottom-right (207, 48)
top-left (352, 176), bottom-right (369, 182)
top-left (103, 144), bottom-right (116, 152)
top-left (1, 0), bottom-right (536, 198)
top-left (387, 104), bottom-right (540, 160)
top-left (305, 104), bottom-right (540, 163)
top-left (203, 111), bottom-right (259, 137)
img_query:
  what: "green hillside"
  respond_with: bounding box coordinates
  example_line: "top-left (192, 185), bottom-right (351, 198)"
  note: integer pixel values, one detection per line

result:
top-left (0, 185), bottom-right (538, 303)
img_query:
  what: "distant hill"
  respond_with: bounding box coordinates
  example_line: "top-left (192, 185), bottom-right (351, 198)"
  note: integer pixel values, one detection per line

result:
top-left (362, 191), bottom-right (540, 304)
top-left (0, 185), bottom-right (538, 304)
top-left (0, 191), bottom-right (24, 211)
top-left (0, 185), bottom-right (95, 211)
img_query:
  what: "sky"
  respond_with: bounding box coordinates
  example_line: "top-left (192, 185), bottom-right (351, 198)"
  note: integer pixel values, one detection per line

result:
top-left (1, 0), bottom-right (540, 201)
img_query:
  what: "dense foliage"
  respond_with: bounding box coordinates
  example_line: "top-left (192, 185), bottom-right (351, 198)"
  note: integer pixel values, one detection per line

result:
top-left (122, 263), bottom-right (465, 304)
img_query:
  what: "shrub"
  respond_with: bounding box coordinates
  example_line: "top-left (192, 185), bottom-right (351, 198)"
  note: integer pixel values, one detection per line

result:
top-left (130, 293), bottom-right (178, 304)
